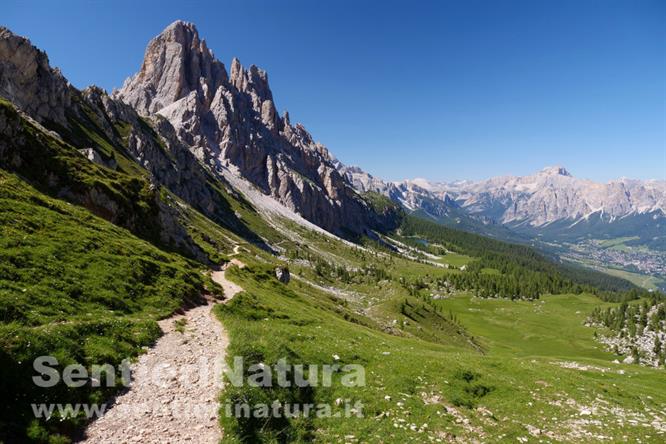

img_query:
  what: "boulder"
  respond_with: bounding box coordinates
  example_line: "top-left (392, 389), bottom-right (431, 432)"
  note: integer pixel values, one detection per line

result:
top-left (275, 266), bottom-right (290, 284)
top-left (622, 356), bottom-right (635, 364)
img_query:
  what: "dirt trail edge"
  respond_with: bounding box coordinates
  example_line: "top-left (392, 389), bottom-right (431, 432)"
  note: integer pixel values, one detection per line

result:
top-left (80, 260), bottom-right (244, 443)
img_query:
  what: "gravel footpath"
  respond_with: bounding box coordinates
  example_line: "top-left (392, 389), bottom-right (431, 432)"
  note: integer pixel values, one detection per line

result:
top-left (80, 262), bottom-right (243, 443)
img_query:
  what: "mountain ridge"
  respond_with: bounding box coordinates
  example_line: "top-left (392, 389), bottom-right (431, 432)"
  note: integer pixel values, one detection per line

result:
top-left (114, 20), bottom-right (401, 237)
top-left (341, 162), bottom-right (665, 226)
top-left (0, 22), bottom-right (400, 244)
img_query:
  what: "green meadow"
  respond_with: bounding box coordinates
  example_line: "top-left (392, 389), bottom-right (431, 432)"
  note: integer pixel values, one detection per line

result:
top-left (215, 236), bottom-right (666, 443)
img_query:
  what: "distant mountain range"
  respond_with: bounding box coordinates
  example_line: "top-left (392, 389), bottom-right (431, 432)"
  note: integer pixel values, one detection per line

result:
top-left (340, 164), bottom-right (665, 249)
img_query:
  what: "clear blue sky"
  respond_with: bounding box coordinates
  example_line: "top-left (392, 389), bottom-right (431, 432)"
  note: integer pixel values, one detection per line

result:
top-left (4, 0), bottom-right (665, 182)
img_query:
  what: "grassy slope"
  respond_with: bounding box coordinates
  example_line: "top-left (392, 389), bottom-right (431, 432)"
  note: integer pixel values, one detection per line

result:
top-left (0, 171), bottom-right (221, 442)
top-left (3, 145), bottom-right (664, 442)
top-left (435, 293), bottom-right (614, 359)
top-left (0, 95), bottom-right (281, 442)
top-left (2, 158), bottom-right (664, 443)
top-left (216, 222), bottom-right (666, 443)
top-left (591, 266), bottom-right (665, 292)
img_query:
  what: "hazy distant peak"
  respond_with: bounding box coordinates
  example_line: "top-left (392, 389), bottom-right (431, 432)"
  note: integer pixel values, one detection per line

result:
top-left (406, 177), bottom-right (435, 190)
top-left (539, 165), bottom-right (571, 177)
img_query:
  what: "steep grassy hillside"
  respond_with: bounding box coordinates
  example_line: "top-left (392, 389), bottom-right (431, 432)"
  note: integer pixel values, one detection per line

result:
top-left (0, 171), bottom-right (222, 441)
top-left (0, 98), bottom-right (201, 257)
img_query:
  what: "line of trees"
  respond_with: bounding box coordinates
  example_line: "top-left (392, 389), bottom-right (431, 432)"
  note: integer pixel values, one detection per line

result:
top-left (399, 215), bottom-right (653, 301)
top-left (590, 298), bottom-right (666, 335)
top-left (589, 297), bottom-right (666, 366)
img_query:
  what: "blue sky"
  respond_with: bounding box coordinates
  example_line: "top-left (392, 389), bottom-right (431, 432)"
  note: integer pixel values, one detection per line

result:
top-left (4, 0), bottom-right (665, 182)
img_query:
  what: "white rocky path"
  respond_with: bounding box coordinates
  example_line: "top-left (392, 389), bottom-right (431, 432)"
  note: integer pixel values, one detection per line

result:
top-left (80, 260), bottom-right (244, 443)
top-left (212, 258), bottom-right (246, 295)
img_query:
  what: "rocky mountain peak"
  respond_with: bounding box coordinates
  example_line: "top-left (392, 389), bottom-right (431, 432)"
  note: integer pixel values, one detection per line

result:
top-left (0, 27), bottom-right (71, 125)
top-left (540, 165), bottom-right (571, 177)
top-left (229, 58), bottom-right (272, 101)
top-left (114, 21), bottom-right (401, 236)
top-left (114, 20), bottom-right (227, 115)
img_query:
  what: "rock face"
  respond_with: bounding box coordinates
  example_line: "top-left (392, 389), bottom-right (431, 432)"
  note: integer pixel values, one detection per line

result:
top-left (116, 21), bottom-right (400, 236)
top-left (0, 26), bottom-right (273, 256)
top-left (275, 266), bottom-right (290, 284)
top-left (116, 21), bottom-right (227, 116)
top-left (339, 164), bottom-right (461, 220)
top-left (0, 99), bottom-right (207, 260)
top-left (0, 27), bottom-right (71, 126)
top-left (0, 27), bottom-right (251, 259)
top-left (81, 85), bottom-right (252, 237)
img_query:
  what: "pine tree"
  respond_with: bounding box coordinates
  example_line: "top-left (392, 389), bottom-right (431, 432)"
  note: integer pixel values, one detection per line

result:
top-left (654, 336), bottom-right (662, 356)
